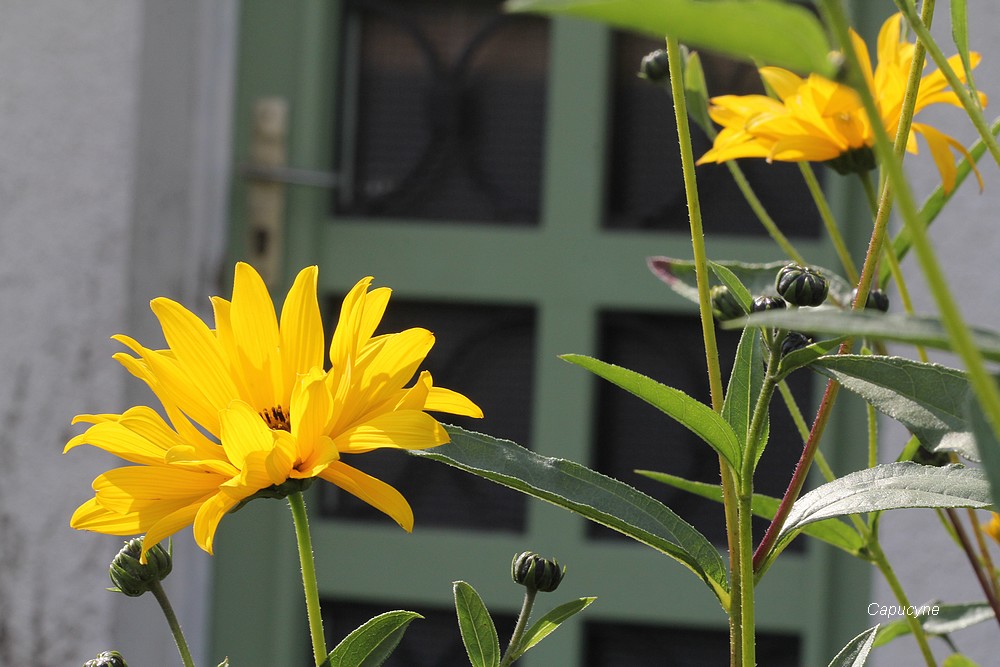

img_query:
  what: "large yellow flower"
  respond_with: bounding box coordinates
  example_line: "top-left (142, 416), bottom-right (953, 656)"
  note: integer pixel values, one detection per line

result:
top-left (66, 264), bottom-right (482, 559)
top-left (697, 13), bottom-right (985, 192)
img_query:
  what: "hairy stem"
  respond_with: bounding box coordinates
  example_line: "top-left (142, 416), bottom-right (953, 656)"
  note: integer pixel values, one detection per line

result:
top-left (289, 491), bottom-right (328, 666)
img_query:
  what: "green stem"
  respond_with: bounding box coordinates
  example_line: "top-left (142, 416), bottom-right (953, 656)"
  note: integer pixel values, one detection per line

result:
top-left (500, 588), bottom-right (537, 667)
top-left (826, 0), bottom-right (1000, 462)
top-left (725, 160), bottom-right (807, 265)
top-left (800, 163), bottom-right (859, 283)
top-left (893, 0), bottom-right (1000, 169)
top-left (666, 35), bottom-right (742, 664)
top-left (150, 580), bottom-right (196, 667)
top-left (289, 491), bottom-right (328, 666)
top-left (866, 538), bottom-right (938, 666)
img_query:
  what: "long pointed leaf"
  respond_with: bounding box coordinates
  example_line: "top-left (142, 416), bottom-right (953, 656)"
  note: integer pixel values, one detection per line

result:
top-left (324, 611), bottom-right (422, 667)
top-left (873, 601), bottom-right (994, 648)
top-left (732, 309), bottom-right (1000, 362)
top-left (778, 462), bottom-right (993, 543)
top-left (722, 326), bottom-right (766, 458)
top-left (505, 0), bottom-right (834, 76)
top-left (454, 582), bottom-right (500, 667)
top-left (966, 395), bottom-right (1000, 506)
top-left (813, 355), bottom-right (979, 461)
top-left (511, 597), bottom-right (597, 660)
top-left (828, 625), bottom-right (879, 667)
top-left (637, 470), bottom-right (864, 555)
top-left (411, 427), bottom-right (730, 605)
top-left (562, 354), bottom-right (741, 473)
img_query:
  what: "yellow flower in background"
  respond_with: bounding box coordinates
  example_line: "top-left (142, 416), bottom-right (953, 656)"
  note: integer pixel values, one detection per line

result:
top-left (66, 263), bottom-right (483, 560)
top-left (983, 513), bottom-right (1000, 545)
top-left (697, 13), bottom-right (986, 192)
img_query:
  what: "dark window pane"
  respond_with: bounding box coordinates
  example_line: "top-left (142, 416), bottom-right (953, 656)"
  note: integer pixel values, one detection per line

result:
top-left (587, 311), bottom-right (811, 550)
top-left (334, 0), bottom-right (549, 223)
top-left (585, 619), bottom-right (800, 666)
top-left (324, 599), bottom-right (515, 667)
top-left (605, 32), bottom-right (823, 238)
top-left (317, 297), bottom-right (535, 531)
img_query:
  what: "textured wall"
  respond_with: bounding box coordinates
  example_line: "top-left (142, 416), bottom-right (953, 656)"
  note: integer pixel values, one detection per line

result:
top-left (872, 0), bottom-right (1000, 664)
top-left (0, 1), bottom-right (141, 665)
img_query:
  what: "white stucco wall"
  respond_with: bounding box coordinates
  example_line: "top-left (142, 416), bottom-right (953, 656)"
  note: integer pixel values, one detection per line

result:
top-left (872, 1), bottom-right (1000, 665)
top-left (0, 1), bottom-right (233, 665)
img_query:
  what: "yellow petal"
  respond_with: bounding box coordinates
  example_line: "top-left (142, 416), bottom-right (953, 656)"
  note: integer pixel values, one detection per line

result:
top-left (230, 262), bottom-right (282, 409)
top-left (70, 497), bottom-right (147, 534)
top-left (425, 386), bottom-right (484, 418)
top-left (290, 368), bottom-right (335, 460)
top-left (329, 277), bottom-right (375, 369)
top-left (142, 502), bottom-right (203, 560)
top-left (219, 400), bottom-right (275, 468)
top-left (759, 67), bottom-right (803, 101)
top-left (333, 410), bottom-right (447, 454)
top-left (279, 266), bottom-right (324, 400)
top-left (192, 493), bottom-right (240, 555)
top-left (912, 122), bottom-right (982, 193)
top-left (319, 461), bottom-right (414, 531)
top-left (93, 466), bottom-right (223, 513)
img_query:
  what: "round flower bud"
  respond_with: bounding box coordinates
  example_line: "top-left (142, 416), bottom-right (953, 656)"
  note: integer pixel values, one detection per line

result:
top-left (512, 551), bottom-right (565, 593)
top-left (710, 285), bottom-right (745, 321)
top-left (84, 651), bottom-right (128, 667)
top-left (639, 49), bottom-right (670, 83)
top-left (775, 264), bottom-right (829, 307)
top-left (780, 332), bottom-right (813, 357)
top-left (851, 288), bottom-right (890, 313)
top-left (750, 295), bottom-right (786, 313)
top-left (109, 537), bottom-right (172, 597)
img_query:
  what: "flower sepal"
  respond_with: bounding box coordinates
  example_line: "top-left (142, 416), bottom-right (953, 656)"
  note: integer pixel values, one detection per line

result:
top-left (229, 477), bottom-right (316, 514)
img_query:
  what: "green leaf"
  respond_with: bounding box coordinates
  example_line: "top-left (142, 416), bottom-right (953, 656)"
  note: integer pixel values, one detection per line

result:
top-left (324, 610), bottom-right (422, 667)
top-left (683, 49), bottom-right (712, 134)
top-left (880, 118), bottom-right (1000, 288)
top-left (813, 355), bottom-right (979, 461)
top-left (650, 258), bottom-right (854, 308)
top-left (721, 326), bottom-right (766, 463)
top-left (965, 395), bottom-right (1000, 507)
top-left (410, 427), bottom-right (730, 605)
top-left (637, 470), bottom-right (865, 555)
top-left (951, 0), bottom-right (978, 112)
top-left (778, 462), bottom-right (993, 543)
top-left (732, 309), bottom-right (1000, 362)
top-left (510, 597), bottom-right (597, 660)
top-left (873, 601), bottom-right (994, 648)
top-left (562, 354), bottom-right (741, 473)
top-left (453, 582), bottom-right (500, 667)
top-left (505, 0), bottom-right (834, 76)
top-left (943, 654), bottom-right (981, 667)
top-left (777, 336), bottom-right (845, 379)
top-left (827, 625), bottom-right (879, 667)
top-left (709, 261), bottom-right (753, 313)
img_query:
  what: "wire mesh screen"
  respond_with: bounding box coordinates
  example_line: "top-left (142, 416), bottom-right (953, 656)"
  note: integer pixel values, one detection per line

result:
top-left (317, 296), bottom-right (536, 531)
top-left (605, 32), bottom-right (824, 237)
top-left (323, 599), bottom-right (516, 666)
top-left (585, 619), bottom-right (800, 666)
top-left (587, 310), bottom-right (812, 550)
top-left (334, 0), bottom-right (549, 223)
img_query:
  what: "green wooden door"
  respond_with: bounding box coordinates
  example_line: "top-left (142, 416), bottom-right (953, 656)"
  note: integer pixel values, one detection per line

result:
top-left (213, 1), bottom-right (882, 664)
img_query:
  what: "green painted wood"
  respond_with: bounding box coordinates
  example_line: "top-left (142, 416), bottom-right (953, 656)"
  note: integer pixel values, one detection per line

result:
top-left (218, 1), bottom-right (883, 664)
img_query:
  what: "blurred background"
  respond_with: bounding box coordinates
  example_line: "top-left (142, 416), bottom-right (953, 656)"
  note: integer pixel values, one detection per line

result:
top-left (2, 0), bottom-right (999, 665)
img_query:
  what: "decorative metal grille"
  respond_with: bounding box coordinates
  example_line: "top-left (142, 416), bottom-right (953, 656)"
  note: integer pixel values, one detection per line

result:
top-left (318, 297), bottom-right (536, 531)
top-left (334, 0), bottom-right (549, 223)
top-left (588, 311), bottom-right (811, 550)
top-left (585, 619), bottom-right (800, 666)
top-left (605, 32), bottom-right (823, 238)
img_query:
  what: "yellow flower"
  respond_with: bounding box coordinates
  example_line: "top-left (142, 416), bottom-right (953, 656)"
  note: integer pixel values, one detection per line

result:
top-left (66, 264), bottom-right (483, 559)
top-left (697, 13), bottom-right (985, 192)
top-left (983, 513), bottom-right (1000, 545)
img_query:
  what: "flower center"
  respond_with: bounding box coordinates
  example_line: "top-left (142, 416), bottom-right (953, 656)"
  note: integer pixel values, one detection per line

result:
top-left (260, 405), bottom-right (291, 431)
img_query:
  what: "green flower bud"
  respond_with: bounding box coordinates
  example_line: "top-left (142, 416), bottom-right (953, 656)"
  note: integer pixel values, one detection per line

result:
top-left (512, 551), bottom-right (565, 593)
top-left (775, 264), bottom-right (829, 307)
top-left (780, 331), bottom-right (813, 357)
top-left (84, 651), bottom-right (128, 667)
top-left (851, 288), bottom-right (890, 312)
top-left (638, 49), bottom-right (670, 83)
top-left (109, 537), bottom-right (172, 597)
top-left (750, 295), bottom-right (786, 313)
top-left (710, 285), bottom-right (745, 321)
